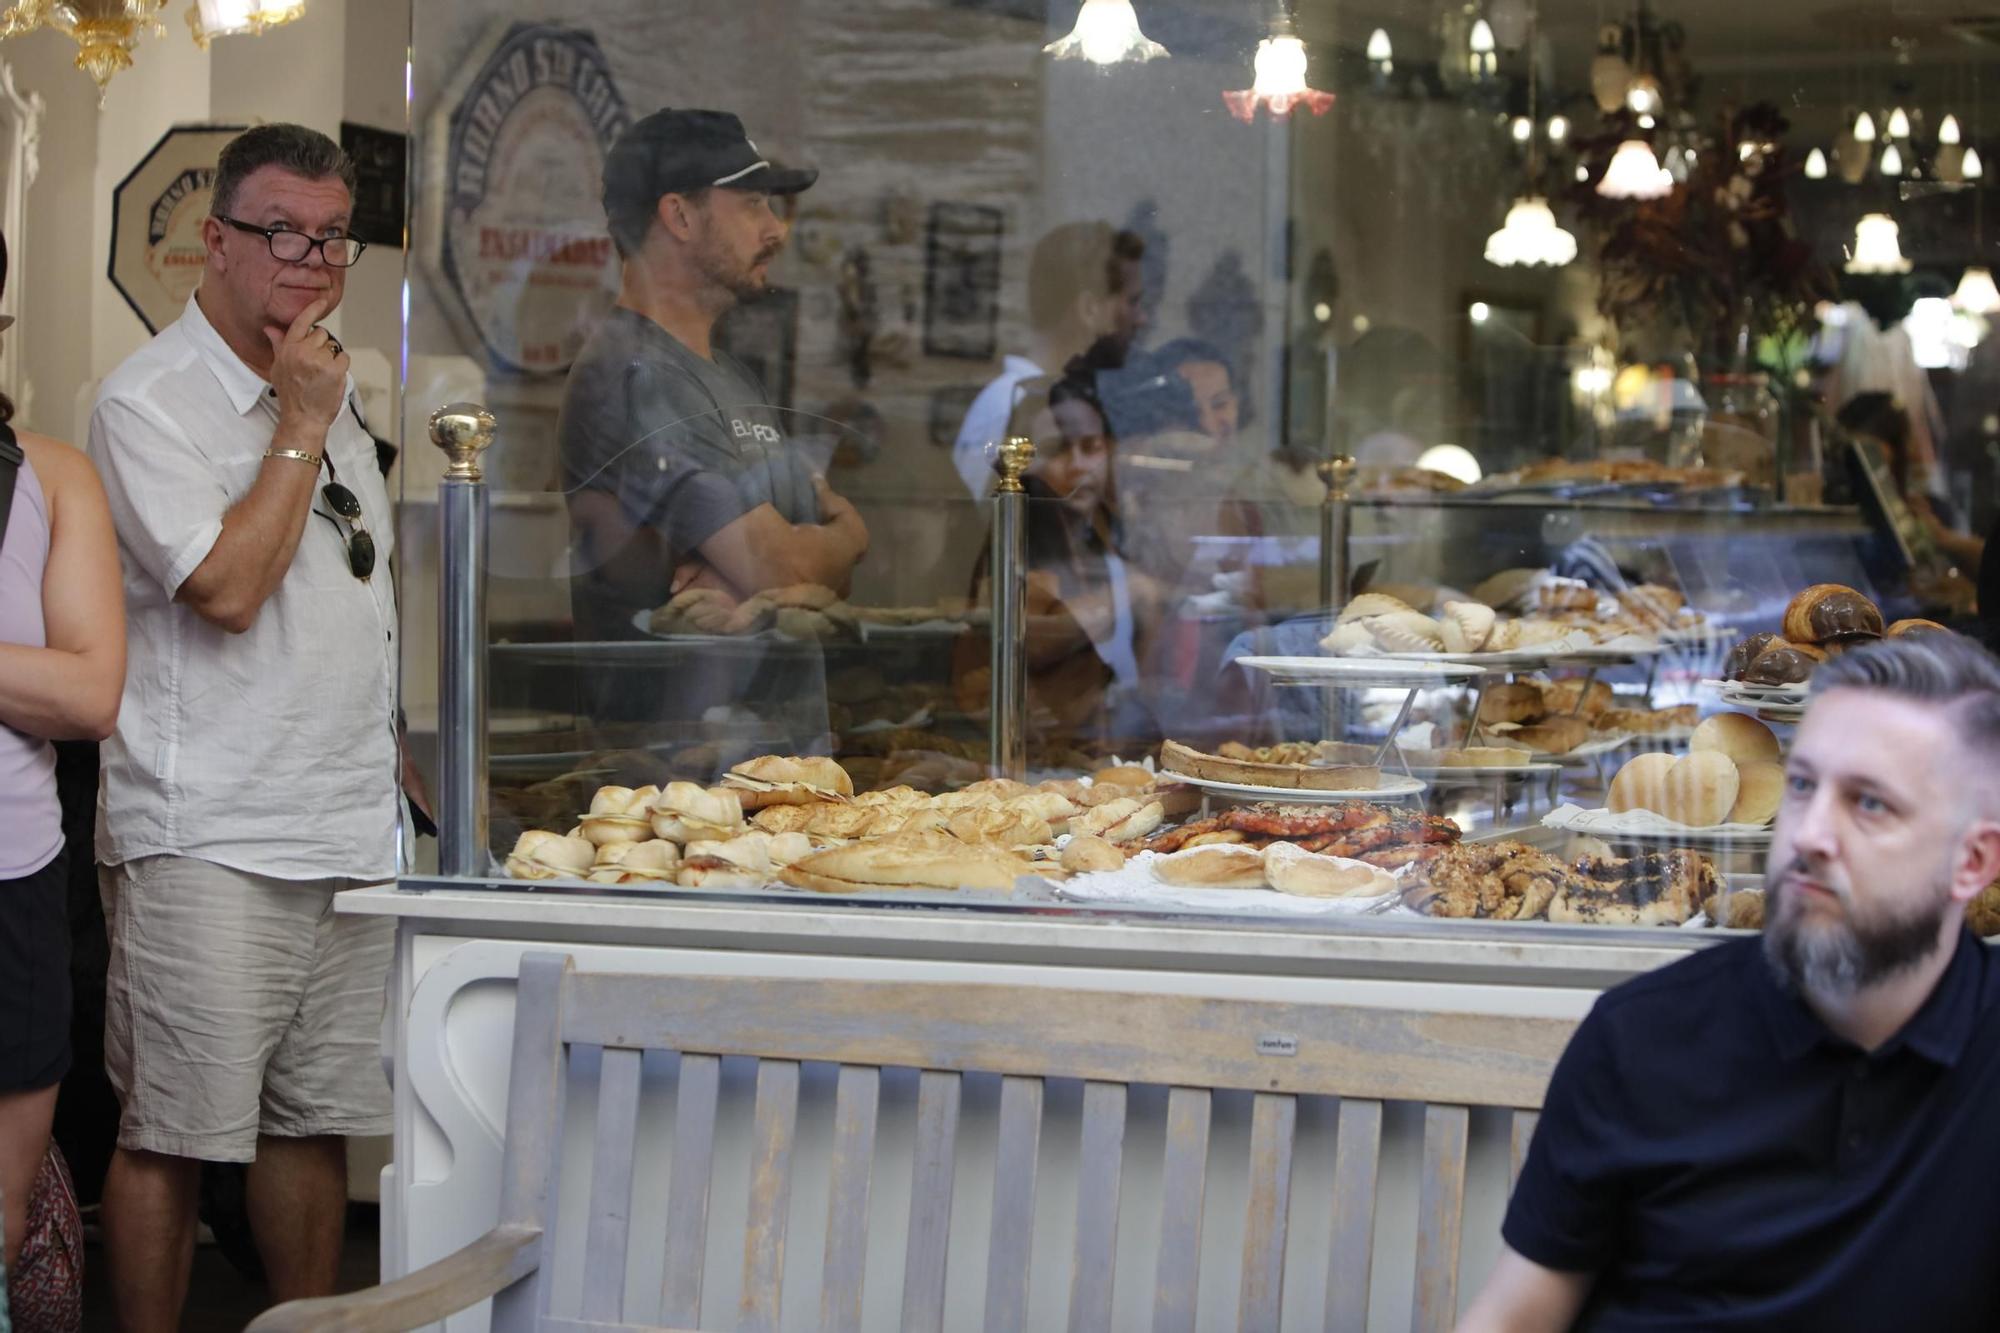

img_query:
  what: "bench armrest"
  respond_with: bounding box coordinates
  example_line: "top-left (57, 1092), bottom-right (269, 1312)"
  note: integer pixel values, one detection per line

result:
top-left (245, 1223), bottom-right (542, 1333)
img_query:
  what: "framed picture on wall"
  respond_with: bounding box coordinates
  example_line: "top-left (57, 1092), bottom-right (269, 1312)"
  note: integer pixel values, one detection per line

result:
top-left (715, 287), bottom-right (800, 411)
top-left (341, 121), bottom-right (407, 249)
top-left (923, 202), bottom-right (1004, 360)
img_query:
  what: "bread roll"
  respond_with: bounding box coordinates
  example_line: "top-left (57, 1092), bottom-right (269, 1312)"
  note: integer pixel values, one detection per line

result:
top-left (676, 836), bottom-right (773, 888)
top-left (1153, 844), bottom-right (1267, 888)
top-left (1262, 843), bottom-right (1396, 898)
top-left (1689, 713), bottom-right (1781, 766)
top-left (1660, 751), bottom-right (1741, 827)
top-left (722, 756), bottom-right (854, 808)
top-left (946, 807), bottom-right (1052, 847)
top-left (1091, 766), bottom-right (1155, 790)
top-left (1782, 584), bottom-right (1884, 645)
top-left (651, 782), bottom-right (746, 841)
top-left (1727, 761), bottom-right (1785, 826)
top-left (1061, 835), bottom-right (1126, 873)
top-left (1607, 752), bottom-right (1676, 815)
top-left (505, 830), bottom-right (597, 880)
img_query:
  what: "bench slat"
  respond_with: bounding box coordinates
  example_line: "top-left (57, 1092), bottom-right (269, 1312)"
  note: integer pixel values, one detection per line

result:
top-left (1410, 1104), bottom-right (1471, 1333)
top-left (900, 1069), bottom-right (963, 1333)
top-left (819, 1065), bottom-right (882, 1333)
top-left (1509, 1109), bottom-right (1539, 1190)
top-left (1323, 1097), bottom-right (1384, 1333)
top-left (580, 1045), bottom-right (643, 1321)
top-left (563, 974), bottom-right (1568, 1110)
top-left (1067, 1081), bottom-right (1127, 1333)
top-left (1152, 1087), bottom-right (1212, 1333)
top-left (1238, 1093), bottom-right (1298, 1330)
top-left (489, 952), bottom-right (570, 1332)
top-left (984, 1075), bottom-right (1045, 1333)
top-left (738, 1059), bottom-right (802, 1333)
top-left (657, 1052), bottom-right (720, 1327)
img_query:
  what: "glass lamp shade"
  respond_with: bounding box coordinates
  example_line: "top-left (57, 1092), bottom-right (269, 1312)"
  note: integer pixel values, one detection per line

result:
top-left (1967, 147), bottom-right (1986, 181)
top-left (1952, 266), bottom-right (2000, 316)
top-left (1466, 18), bottom-right (1496, 79)
top-left (1365, 27), bottom-right (1392, 72)
top-left (1624, 75), bottom-right (1663, 117)
top-left (188, 0), bottom-right (305, 45)
top-left (1044, 0), bottom-right (1168, 64)
top-left (1886, 106), bottom-right (1911, 140)
top-left (1597, 139), bottom-right (1673, 200)
top-left (1845, 214), bottom-right (1911, 275)
top-left (1853, 110), bottom-right (1877, 143)
top-left (1222, 34), bottom-right (1333, 121)
top-left (1484, 196), bottom-right (1578, 267)
top-left (1805, 148), bottom-right (1828, 179)
top-left (1880, 143), bottom-right (1904, 177)
top-left (1940, 114), bottom-right (1962, 146)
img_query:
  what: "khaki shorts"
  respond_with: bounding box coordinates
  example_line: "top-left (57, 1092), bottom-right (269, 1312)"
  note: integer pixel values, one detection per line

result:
top-left (101, 855), bottom-right (393, 1162)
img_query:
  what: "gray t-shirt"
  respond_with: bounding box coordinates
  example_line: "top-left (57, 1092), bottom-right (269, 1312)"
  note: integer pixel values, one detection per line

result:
top-left (560, 307), bottom-right (817, 636)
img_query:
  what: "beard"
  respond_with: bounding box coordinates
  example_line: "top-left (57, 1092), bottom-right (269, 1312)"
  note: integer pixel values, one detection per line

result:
top-left (695, 238), bottom-right (779, 305)
top-left (1762, 856), bottom-right (1951, 996)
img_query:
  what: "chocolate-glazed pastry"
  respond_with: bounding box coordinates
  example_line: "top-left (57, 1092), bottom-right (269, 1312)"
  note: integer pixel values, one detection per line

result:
top-left (1781, 584), bottom-right (1885, 644)
top-left (1725, 633), bottom-right (1785, 680)
top-left (1742, 642), bottom-right (1826, 685)
top-left (1886, 618), bottom-right (1950, 638)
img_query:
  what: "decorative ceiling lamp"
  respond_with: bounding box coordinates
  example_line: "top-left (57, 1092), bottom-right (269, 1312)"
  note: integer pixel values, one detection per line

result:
top-left (1966, 147), bottom-right (1986, 180)
top-left (1886, 106), bottom-right (1912, 140)
top-left (1599, 139), bottom-right (1672, 199)
top-left (1467, 16), bottom-right (1496, 81)
top-left (1224, 10), bottom-right (1332, 121)
top-left (1044, 0), bottom-right (1168, 65)
top-left (1846, 213), bottom-right (1911, 274)
top-left (188, 0), bottom-right (303, 45)
top-left (1853, 110), bottom-right (1877, 143)
top-left (1486, 6), bottom-right (1575, 268)
top-left (1940, 114), bottom-right (1962, 145)
top-left (1547, 114), bottom-right (1569, 144)
top-left (1589, 24), bottom-right (1630, 114)
top-left (1952, 266), bottom-right (2000, 315)
top-left (1880, 143), bottom-right (1905, 177)
top-left (1366, 27), bottom-right (1393, 79)
top-left (1485, 196), bottom-right (1577, 265)
top-left (1805, 148), bottom-right (1829, 179)
top-left (0, 0), bottom-right (305, 100)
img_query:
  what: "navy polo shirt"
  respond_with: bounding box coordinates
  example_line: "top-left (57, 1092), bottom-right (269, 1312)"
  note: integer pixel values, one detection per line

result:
top-left (1504, 931), bottom-right (2000, 1330)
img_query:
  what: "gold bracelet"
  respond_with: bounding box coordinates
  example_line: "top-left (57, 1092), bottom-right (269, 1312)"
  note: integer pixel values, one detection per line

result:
top-left (263, 448), bottom-right (321, 467)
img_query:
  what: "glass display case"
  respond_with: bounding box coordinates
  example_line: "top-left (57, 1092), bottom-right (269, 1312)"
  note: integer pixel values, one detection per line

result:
top-left (395, 0), bottom-right (1998, 943)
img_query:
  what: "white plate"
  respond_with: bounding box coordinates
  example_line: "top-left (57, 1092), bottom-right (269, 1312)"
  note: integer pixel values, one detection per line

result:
top-left (1238, 655), bottom-right (1483, 685)
top-left (1542, 803), bottom-right (1773, 847)
top-left (1403, 762), bottom-right (1562, 779)
top-left (1167, 771), bottom-right (1428, 801)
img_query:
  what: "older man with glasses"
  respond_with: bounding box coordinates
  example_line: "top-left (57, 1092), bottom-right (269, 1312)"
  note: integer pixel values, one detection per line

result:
top-left (84, 123), bottom-right (408, 1332)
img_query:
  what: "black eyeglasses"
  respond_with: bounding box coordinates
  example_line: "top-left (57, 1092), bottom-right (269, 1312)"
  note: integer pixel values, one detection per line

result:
top-left (317, 457), bottom-right (376, 581)
top-left (216, 215), bottom-right (367, 268)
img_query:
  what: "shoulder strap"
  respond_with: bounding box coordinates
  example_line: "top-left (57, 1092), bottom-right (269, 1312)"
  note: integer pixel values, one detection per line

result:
top-left (0, 420), bottom-right (21, 557)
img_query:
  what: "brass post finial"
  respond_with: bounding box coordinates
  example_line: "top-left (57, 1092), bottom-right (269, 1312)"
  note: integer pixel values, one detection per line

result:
top-left (430, 403), bottom-right (497, 483)
top-left (1318, 454), bottom-right (1356, 502)
top-left (993, 436), bottom-right (1037, 494)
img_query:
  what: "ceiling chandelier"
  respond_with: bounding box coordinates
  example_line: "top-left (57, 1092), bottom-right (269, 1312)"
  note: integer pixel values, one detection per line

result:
top-left (1223, 9), bottom-right (1332, 122)
top-left (1952, 266), bottom-right (2000, 316)
top-left (1486, 6), bottom-right (1574, 267)
top-left (0, 0), bottom-right (304, 99)
top-left (1044, 0), bottom-right (1168, 66)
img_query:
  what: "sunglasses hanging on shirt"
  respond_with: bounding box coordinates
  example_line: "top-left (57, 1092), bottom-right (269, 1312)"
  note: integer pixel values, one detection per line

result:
top-left (317, 453), bottom-right (376, 581)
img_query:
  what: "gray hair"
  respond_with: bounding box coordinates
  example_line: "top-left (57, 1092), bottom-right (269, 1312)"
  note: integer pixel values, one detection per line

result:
top-left (211, 124), bottom-right (354, 219)
top-left (1810, 633), bottom-right (2000, 772)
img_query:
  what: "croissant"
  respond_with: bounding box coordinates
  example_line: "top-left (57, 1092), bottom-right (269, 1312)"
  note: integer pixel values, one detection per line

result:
top-left (1781, 584), bottom-right (1883, 645)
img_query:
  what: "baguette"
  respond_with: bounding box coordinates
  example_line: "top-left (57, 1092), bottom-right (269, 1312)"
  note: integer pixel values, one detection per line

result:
top-left (778, 831), bottom-right (1031, 894)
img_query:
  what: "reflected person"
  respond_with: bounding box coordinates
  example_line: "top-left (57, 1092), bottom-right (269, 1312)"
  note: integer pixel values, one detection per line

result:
top-left (951, 221), bottom-right (1147, 498)
top-left (561, 108), bottom-right (868, 643)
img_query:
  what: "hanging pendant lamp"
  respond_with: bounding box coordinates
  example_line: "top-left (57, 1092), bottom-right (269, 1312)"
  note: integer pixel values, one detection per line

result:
top-left (1044, 0), bottom-right (1169, 65)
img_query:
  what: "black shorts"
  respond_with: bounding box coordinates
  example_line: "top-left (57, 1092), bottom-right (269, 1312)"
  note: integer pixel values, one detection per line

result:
top-left (0, 847), bottom-right (71, 1093)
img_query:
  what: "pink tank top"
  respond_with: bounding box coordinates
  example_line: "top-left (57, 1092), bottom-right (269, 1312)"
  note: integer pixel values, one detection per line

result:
top-left (0, 447), bottom-right (60, 877)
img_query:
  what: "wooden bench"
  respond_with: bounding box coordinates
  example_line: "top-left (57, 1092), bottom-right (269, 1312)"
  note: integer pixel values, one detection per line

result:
top-left (249, 950), bottom-right (1574, 1333)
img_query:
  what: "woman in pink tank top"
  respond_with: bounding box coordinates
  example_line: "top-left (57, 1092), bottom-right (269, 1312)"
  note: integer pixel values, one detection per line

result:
top-left (0, 225), bottom-right (126, 1291)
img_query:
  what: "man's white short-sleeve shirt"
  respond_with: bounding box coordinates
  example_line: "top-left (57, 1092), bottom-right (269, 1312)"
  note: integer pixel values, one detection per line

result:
top-left (88, 293), bottom-right (401, 880)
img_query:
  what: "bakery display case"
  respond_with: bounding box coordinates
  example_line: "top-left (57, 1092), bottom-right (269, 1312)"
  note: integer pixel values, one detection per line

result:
top-left (392, 1), bottom-right (1996, 946)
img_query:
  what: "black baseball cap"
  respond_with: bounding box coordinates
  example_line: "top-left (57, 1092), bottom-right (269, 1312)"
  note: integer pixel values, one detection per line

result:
top-left (602, 109), bottom-right (818, 229)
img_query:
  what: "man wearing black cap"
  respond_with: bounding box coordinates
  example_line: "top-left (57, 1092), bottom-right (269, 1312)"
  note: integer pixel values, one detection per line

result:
top-left (560, 108), bottom-right (868, 643)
